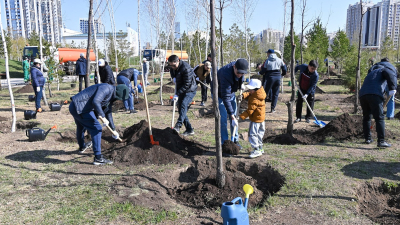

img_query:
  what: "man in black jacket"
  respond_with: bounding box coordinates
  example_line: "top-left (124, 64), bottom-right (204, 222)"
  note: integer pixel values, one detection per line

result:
top-left (98, 59), bottom-right (115, 85)
top-left (169, 55), bottom-right (197, 136)
top-left (69, 83), bottom-right (129, 165)
top-left (117, 68), bottom-right (139, 114)
top-left (76, 53), bottom-right (87, 92)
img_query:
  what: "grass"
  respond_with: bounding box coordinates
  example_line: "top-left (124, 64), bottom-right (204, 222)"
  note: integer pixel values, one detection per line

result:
top-left (0, 59), bottom-right (24, 78)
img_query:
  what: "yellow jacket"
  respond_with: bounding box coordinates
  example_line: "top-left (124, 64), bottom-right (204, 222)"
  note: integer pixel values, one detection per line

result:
top-left (240, 87), bottom-right (266, 123)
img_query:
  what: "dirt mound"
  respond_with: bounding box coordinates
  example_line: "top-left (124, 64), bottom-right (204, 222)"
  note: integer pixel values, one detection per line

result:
top-left (154, 85), bottom-right (175, 93)
top-left (342, 95), bottom-right (356, 103)
top-left (320, 79), bottom-right (344, 85)
top-left (16, 121), bottom-right (41, 129)
top-left (356, 181), bottom-right (400, 224)
top-left (222, 140), bottom-right (240, 155)
top-left (171, 158), bottom-right (285, 208)
top-left (198, 108), bottom-right (215, 118)
top-left (103, 120), bottom-right (206, 166)
top-left (315, 86), bottom-right (325, 94)
top-left (15, 84), bottom-right (33, 93)
top-left (112, 100), bottom-right (126, 112)
top-left (263, 128), bottom-right (315, 145)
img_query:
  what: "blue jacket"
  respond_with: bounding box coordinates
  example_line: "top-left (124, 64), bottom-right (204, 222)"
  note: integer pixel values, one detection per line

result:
top-left (359, 61), bottom-right (397, 99)
top-left (295, 64), bottom-right (319, 95)
top-left (259, 53), bottom-right (287, 77)
top-left (31, 66), bottom-right (45, 87)
top-left (75, 57), bottom-right (87, 75)
top-left (118, 68), bottom-right (139, 87)
top-left (70, 83), bottom-right (117, 130)
top-left (170, 60), bottom-right (197, 95)
top-left (99, 62), bottom-right (115, 85)
top-left (215, 61), bottom-right (244, 116)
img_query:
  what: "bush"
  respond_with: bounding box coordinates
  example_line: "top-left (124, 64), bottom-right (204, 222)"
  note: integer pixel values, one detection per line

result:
top-left (342, 48), bottom-right (371, 91)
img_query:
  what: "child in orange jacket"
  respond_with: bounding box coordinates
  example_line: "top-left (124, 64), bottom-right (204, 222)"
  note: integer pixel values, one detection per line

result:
top-left (239, 79), bottom-right (266, 158)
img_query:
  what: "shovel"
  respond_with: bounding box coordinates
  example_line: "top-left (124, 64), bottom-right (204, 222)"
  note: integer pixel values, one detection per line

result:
top-left (384, 94), bottom-right (395, 108)
top-left (171, 96), bottom-right (177, 129)
top-left (294, 80), bottom-right (326, 128)
top-left (231, 125), bottom-right (237, 142)
top-left (197, 79), bottom-right (211, 89)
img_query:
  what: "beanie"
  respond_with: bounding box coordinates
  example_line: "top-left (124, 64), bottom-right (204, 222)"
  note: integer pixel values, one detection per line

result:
top-left (115, 84), bottom-right (129, 101)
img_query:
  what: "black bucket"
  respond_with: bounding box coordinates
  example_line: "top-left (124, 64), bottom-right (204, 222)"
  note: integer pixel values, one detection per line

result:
top-left (26, 128), bottom-right (46, 142)
top-left (28, 95), bottom-right (36, 101)
top-left (24, 110), bottom-right (37, 120)
top-left (49, 103), bottom-right (61, 111)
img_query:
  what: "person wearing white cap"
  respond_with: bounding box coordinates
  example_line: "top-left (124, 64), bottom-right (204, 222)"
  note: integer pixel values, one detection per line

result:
top-left (98, 59), bottom-right (115, 85)
top-left (76, 53), bottom-right (87, 92)
top-left (238, 79), bottom-right (266, 158)
top-left (31, 59), bottom-right (46, 112)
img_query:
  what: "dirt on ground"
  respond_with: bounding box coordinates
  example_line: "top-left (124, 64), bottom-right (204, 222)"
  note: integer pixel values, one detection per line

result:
top-left (112, 98), bottom-right (170, 111)
top-left (356, 181), bottom-right (400, 224)
top-left (222, 140), bottom-right (240, 155)
top-left (320, 79), bottom-right (344, 85)
top-left (342, 95), bottom-right (356, 103)
top-left (15, 84), bottom-right (33, 93)
top-left (395, 111), bottom-right (400, 119)
top-left (315, 86), bottom-right (325, 94)
top-left (195, 108), bottom-right (215, 118)
top-left (153, 85), bottom-right (175, 93)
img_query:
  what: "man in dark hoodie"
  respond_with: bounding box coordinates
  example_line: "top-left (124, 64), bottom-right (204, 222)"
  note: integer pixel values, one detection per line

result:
top-left (76, 53), bottom-right (87, 92)
top-left (98, 59), bottom-right (115, 85)
top-left (169, 55), bottom-right (197, 136)
top-left (359, 58), bottom-right (397, 147)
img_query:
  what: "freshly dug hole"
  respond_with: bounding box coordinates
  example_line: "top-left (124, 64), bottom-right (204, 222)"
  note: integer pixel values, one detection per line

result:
top-left (222, 140), bottom-right (240, 155)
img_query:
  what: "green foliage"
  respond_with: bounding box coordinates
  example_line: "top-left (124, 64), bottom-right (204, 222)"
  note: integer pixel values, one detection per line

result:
top-left (330, 29), bottom-right (351, 73)
top-left (107, 30), bottom-right (132, 71)
top-left (342, 47), bottom-right (371, 90)
top-left (283, 31), bottom-right (301, 64)
top-left (380, 36), bottom-right (396, 62)
top-left (304, 18), bottom-right (329, 73)
top-left (0, 30), bottom-right (12, 57)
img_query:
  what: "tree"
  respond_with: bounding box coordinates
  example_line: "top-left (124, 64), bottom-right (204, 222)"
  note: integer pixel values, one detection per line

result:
top-left (299, 0), bottom-right (315, 64)
top-left (330, 29), bottom-right (350, 73)
top-left (216, 0), bottom-right (233, 66)
top-left (342, 46), bottom-right (370, 91)
top-left (380, 36), bottom-right (395, 61)
top-left (0, 30), bottom-right (12, 58)
top-left (86, 0), bottom-right (93, 88)
top-left (304, 18), bottom-right (329, 73)
top-left (283, 31), bottom-right (300, 65)
top-left (286, 0), bottom-right (296, 135)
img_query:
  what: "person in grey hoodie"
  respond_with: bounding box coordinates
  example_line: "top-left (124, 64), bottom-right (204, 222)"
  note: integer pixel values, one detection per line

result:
top-left (259, 49), bottom-right (287, 113)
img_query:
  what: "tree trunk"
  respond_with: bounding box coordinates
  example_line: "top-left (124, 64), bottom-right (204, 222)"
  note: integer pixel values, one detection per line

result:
top-left (211, 0), bottom-right (225, 188)
top-left (219, 4), bottom-right (224, 66)
top-left (160, 37), bottom-right (170, 105)
top-left (92, 16), bottom-right (100, 83)
top-left (86, 0), bottom-right (93, 88)
top-left (0, 12), bottom-right (17, 132)
top-left (355, 0), bottom-right (363, 114)
top-left (286, 0), bottom-right (296, 135)
top-left (281, 0), bottom-right (287, 94)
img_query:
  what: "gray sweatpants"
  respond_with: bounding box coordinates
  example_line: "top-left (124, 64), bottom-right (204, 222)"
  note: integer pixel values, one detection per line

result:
top-left (248, 121), bottom-right (265, 149)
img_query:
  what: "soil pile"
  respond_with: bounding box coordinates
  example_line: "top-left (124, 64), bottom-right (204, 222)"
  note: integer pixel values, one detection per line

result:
top-left (198, 108), bottom-right (215, 118)
top-left (16, 121), bottom-right (41, 129)
top-left (15, 84), bottom-right (33, 93)
top-left (315, 86), bottom-right (325, 94)
top-left (263, 128), bottom-right (315, 145)
top-left (104, 120), bottom-right (207, 165)
top-left (320, 79), bottom-right (344, 85)
top-left (154, 85), bottom-right (175, 93)
top-left (172, 159), bottom-right (285, 208)
top-left (357, 181), bottom-right (400, 224)
top-left (222, 140), bottom-right (240, 155)
top-left (112, 100), bottom-right (126, 112)
top-left (342, 95), bottom-right (356, 103)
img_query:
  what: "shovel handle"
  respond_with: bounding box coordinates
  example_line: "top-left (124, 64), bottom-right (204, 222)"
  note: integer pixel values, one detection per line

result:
top-left (384, 94), bottom-right (394, 108)
top-left (171, 100), bottom-right (176, 128)
top-left (105, 125), bottom-right (123, 142)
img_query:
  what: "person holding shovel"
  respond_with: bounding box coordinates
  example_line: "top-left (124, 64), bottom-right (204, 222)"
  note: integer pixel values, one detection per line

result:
top-left (169, 55), bottom-right (198, 136)
top-left (294, 60), bottom-right (319, 123)
top-left (359, 58), bottom-right (397, 147)
top-left (116, 68), bottom-right (139, 114)
top-left (194, 61), bottom-right (212, 106)
top-left (69, 83), bottom-right (129, 165)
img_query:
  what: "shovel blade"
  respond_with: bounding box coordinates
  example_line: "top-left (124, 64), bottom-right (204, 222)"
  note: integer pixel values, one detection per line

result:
top-left (313, 120), bottom-right (326, 128)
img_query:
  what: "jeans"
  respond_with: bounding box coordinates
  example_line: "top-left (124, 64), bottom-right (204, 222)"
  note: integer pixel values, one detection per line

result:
top-left (264, 75), bottom-right (281, 109)
top-left (176, 91), bottom-right (196, 131)
top-left (360, 95), bottom-right (385, 142)
top-left (249, 121), bottom-right (265, 149)
top-left (144, 72), bottom-right (149, 86)
top-left (386, 93), bottom-right (395, 118)
top-left (218, 95), bottom-right (239, 144)
top-left (296, 90), bottom-right (315, 119)
top-left (33, 86), bottom-right (43, 110)
top-left (79, 75), bottom-right (88, 92)
top-left (200, 80), bottom-right (208, 102)
top-left (262, 75), bottom-right (273, 100)
top-left (69, 102), bottom-right (103, 156)
top-left (117, 75), bottom-right (135, 110)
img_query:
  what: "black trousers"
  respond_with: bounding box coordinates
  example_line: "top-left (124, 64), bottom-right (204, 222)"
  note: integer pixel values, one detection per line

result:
top-left (79, 75), bottom-right (88, 92)
top-left (296, 90), bottom-right (315, 119)
top-left (200, 80), bottom-right (208, 102)
top-left (360, 94), bottom-right (385, 142)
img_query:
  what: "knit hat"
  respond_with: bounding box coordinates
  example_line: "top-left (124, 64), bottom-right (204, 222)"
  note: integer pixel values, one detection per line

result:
top-left (266, 49), bottom-right (274, 53)
top-left (115, 84), bottom-right (130, 101)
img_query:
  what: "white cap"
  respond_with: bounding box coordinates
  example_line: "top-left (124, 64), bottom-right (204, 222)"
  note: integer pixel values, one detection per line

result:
top-left (204, 61), bottom-right (211, 68)
top-left (244, 79), bottom-right (261, 90)
top-left (33, 58), bottom-right (42, 64)
top-left (98, 59), bottom-right (105, 67)
top-left (80, 53), bottom-right (84, 57)
top-left (143, 58), bottom-right (147, 62)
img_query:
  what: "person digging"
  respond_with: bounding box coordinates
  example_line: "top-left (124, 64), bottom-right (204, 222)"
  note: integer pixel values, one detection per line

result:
top-left (194, 61), bottom-right (212, 106)
top-left (359, 58), bottom-right (397, 148)
top-left (294, 60), bottom-right (319, 123)
top-left (238, 79), bottom-right (266, 158)
top-left (116, 68), bottom-right (139, 114)
top-left (69, 83), bottom-right (129, 165)
top-left (169, 55), bottom-right (198, 136)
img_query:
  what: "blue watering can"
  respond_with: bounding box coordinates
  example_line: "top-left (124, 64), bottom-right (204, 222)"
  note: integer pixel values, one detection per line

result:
top-left (137, 84), bottom-right (143, 93)
top-left (221, 184), bottom-right (254, 225)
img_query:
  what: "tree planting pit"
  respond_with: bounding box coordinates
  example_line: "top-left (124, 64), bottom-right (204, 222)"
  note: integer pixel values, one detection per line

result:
top-left (222, 140), bottom-right (240, 155)
top-left (320, 79), bottom-right (344, 85)
top-left (153, 85), bottom-right (175, 93)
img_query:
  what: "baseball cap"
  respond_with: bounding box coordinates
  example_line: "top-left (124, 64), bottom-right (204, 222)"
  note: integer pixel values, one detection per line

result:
top-left (235, 58), bottom-right (249, 74)
top-left (98, 59), bottom-right (105, 67)
top-left (244, 79), bottom-right (261, 90)
top-left (266, 49), bottom-right (274, 53)
top-left (80, 53), bottom-right (84, 57)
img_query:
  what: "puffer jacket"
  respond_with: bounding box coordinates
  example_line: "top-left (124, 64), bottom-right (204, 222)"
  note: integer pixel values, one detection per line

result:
top-left (194, 64), bottom-right (211, 83)
top-left (240, 87), bottom-right (267, 123)
top-left (259, 53), bottom-right (287, 77)
top-left (170, 60), bottom-right (197, 95)
top-left (99, 62), bottom-right (115, 85)
top-left (118, 68), bottom-right (139, 82)
top-left (75, 57), bottom-right (87, 75)
top-left (359, 61), bottom-right (397, 99)
top-left (295, 64), bottom-right (319, 95)
top-left (31, 66), bottom-right (45, 87)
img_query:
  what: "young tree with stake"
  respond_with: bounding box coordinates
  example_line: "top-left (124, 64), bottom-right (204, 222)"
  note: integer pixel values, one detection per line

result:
top-left (286, 0), bottom-right (296, 135)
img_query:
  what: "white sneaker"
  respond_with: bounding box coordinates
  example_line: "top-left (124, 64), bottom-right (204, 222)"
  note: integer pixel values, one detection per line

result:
top-left (249, 150), bottom-right (262, 158)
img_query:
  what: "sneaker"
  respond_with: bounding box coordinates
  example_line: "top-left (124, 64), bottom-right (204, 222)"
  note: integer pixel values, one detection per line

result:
top-left (182, 130), bottom-right (195, 136)
top-left (79, 141), bottom-right (93, 154)
top-left (93, 156), bottom-right (113, 165)
top-left (249, 150), bottom-right (263, 158)
top-left (199, 102), bottom-right (205, 106)
top-left (294, 118), bottom-right (301, 123)
top-left (173, 126), bottom-right (180, 134)
top-left (266, 99), bottom-right (272, 102)
top-left (259, 147), bottom-right (264, 154)
top-left (365, 139), bottom-right (373, 144)
top-left (377, 141), bottom-right (391, 148)
top-left (130, 109), bottom-right (138, 114)
top-left (36, 108), bottom-right (45, 113)
top-left (270, 109), bottom-right (276, 113)
top-left (125, 109), bottom-right (129, 112)
top-left (387, 117), bottom-right (395, 120)
top-left (305, 118), bottom-right (310, 123)
top-left (234, 141), bottom-right (243, 150)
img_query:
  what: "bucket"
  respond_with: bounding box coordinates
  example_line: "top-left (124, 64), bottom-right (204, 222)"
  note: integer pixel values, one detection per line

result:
top-left (26, 128), bottom-right (46, 142)
top-left (28, 95), bottom-right (36, 102)
top-left (49, 103), bottom-right (61, 111)
top-left (138, 85), bottom-right (143, 93)
top-left (24, 110), bottom-right (37, 120)
top-left (154, 78), bottom-right (157, 83)
top-left (288, 81), bottom-right (291, 86)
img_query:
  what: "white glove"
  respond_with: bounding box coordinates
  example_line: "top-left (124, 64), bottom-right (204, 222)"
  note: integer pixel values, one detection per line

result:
top-left (173, 95), bottom-right (179, 101)
top-left (231, 116), bottom-right (238, 127)
top-left (237, 94), bottom-right (243, 102)
top-left (98, 116), bottom-right (109, 127)
top-left (196, 77), bottom-right (200, 81)
top-left (172, 78), bottom-right (176, 84)
top-left (112, 133), bottom-right (120, 140)
top-left (389, 90), bottom-right (397, 96)
top-left (36, 87), bottom-right (40, 92)
top-left (302, 94), bottom-right (308, 99)
top-left (241, 83), bottom-right (245, 91)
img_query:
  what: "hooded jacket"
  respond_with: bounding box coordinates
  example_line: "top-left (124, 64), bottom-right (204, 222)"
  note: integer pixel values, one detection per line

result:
top-left (99, 62), bottom-right (115, 85)
top-left (259, 53), bottom-right (287, 77)
top-left (359, 61), bottom-right (397, 99)
top-left (240, 87), bottom-right (267, 123)
top-left (295, 64), bottom-right (319, 95)
top-left (170, 60), bottom-right (197, 95)
top-left (31, 66), bottom-right (45, 87)
top-left (75, 57), bottom-right (87, 75)
top-left (118, 68), bottom-right (139, 82)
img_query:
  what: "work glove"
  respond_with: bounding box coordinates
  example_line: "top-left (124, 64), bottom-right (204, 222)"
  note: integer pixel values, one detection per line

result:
top-left (196, 77), bottom-right (200, 81)
top-left (302, 94), bottom-right (308, 99)
top-left (112, 132), bottom-right (120, 140)
top-left (173, 95), bottom-right (179, 101)
top-left (172, 78), bottom-right (176, 84)
top-left (231, 115), bottom-right (238, 127)
top-left (241, 84), bottom-right (245, 91)
top-left (36, 87), bottom-right (40, 92)
top-left (389, 90), bottom-right (397, 96)
top-left (98, 116), bottom-right (109, 127)
top-left (237, 94), bottom-right (243, 102)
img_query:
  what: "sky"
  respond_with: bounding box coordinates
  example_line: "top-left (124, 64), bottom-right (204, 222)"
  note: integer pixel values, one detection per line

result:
top-left (1, 0), bottom-right (353, 43)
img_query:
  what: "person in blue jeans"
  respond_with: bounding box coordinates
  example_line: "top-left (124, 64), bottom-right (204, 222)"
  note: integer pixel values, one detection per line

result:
top-left (69, 83), bottom-right (129, 165)
top-left (169, 55), bottom-right (198, 136)
top-left (31, 59), bottom-right (46, 112)
top-left (116, 68), bottom-right (139, 114)
top-left (212, 58), bottom-right (248, 149)
top-left (385, 85), bottom-right (395, 120)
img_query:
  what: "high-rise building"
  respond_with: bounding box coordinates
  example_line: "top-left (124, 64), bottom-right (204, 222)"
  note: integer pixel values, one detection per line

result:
top-left (80, 18), bottom-right (102, 34)
top-left (254, 28), bottom-right (284, 52)
top-left (4, 0), bottom-right (63, 43)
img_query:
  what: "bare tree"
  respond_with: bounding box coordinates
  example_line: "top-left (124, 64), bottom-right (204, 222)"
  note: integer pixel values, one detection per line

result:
top-left (0, 10), bottom-right (16, 132)
top-left (107, 0), bottom-right (118, 72)
top-left (210, 0), bottom-right (225, 188)
top-left (286, 0), bottom-right (296, 135)
top-left (299, 0), bottom-right (316, 64)
top-left (37, 0), bottom-right (48, 105)
top-left (216, 0), bottom-right (233, 66)
top-left (138, 0), bottom-right (142, 87)
top-left (86, 0), bottom-right (94, 88)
